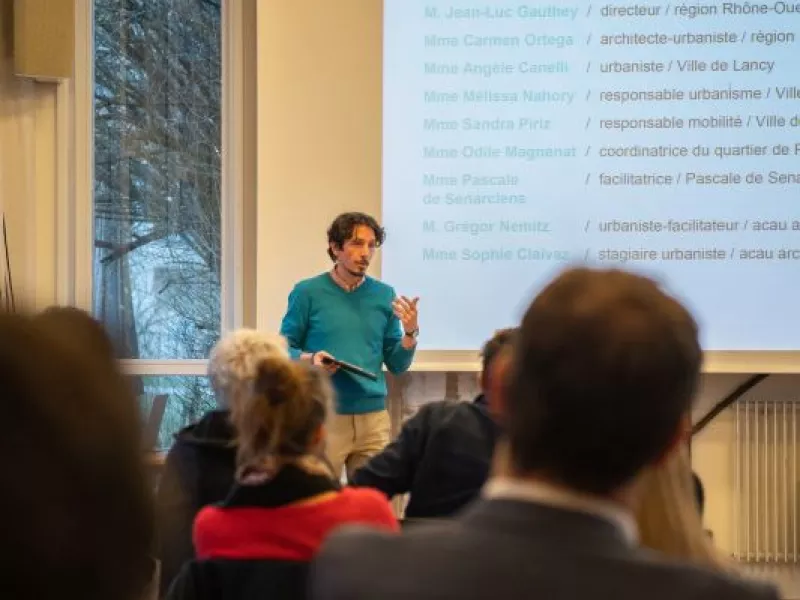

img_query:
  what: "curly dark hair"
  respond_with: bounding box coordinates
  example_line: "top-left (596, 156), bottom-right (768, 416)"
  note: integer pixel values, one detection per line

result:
top-left (326, 212), bottom-right (385, 262)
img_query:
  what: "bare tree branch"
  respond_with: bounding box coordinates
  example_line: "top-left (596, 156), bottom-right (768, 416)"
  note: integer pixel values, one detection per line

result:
top-left (96, 229), bottom-right (171, 264)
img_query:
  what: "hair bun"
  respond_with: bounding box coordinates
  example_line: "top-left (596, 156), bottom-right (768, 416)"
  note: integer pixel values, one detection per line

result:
top-left (254, 358), bottom-right (297, 406)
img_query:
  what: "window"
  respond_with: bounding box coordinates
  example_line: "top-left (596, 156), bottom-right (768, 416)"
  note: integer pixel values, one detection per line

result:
top-left (134, 375), bottom-right (215, 449)
top-left (91, 0), bottom-right (230, 446)
top-left (93, 0), bottom-right (222, 361)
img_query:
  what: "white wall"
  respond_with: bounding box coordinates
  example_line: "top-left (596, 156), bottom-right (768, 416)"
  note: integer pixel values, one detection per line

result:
top-left (255, 1), bottom-right (383, 334)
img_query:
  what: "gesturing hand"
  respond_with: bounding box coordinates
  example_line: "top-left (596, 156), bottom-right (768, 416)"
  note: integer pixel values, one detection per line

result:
top-left (392, 295), bottom-right (419, 334)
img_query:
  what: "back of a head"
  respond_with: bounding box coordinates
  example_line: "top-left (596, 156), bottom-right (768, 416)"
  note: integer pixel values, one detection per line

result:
top-left (37, 305), bottom-right (118, 360)
top-left (0, 313), bottom-right (154, 600)
top-left (229, 352), bottom-right (333, 474)
top-left (480, 328), bottom-right (518, 420)
top-left (480, 327), bottom-right (517, 374)
top-left (507, 267), bottom-right (701, 495)
top-left (208, 329), bottom-right (289, 410)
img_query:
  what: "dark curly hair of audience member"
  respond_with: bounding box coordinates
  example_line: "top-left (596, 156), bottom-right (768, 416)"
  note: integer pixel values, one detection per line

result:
top-left (0, 311), bottom-right (155, 600)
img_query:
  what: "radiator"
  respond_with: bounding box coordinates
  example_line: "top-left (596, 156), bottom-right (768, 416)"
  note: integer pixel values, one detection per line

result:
top-left (734, 400), bottom-right (800, 563)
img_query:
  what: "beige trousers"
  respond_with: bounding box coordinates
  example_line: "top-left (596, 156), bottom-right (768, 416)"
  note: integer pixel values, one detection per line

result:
top-left (326, 409), bottom-right (391, 482)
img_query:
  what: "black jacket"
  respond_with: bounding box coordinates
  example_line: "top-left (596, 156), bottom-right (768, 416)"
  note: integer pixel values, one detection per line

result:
top-left (351, 395), bottom-right (498, 518)
top-left (166, 559), bottom-right (309, 600)
top-left (157, 410), bottom-right (237, 597)
top-left (165, 465), bottom-right (342, 600)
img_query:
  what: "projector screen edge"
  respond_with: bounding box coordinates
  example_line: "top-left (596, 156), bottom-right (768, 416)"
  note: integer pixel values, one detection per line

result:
top-left (403, 351), bottom-right (800, 374)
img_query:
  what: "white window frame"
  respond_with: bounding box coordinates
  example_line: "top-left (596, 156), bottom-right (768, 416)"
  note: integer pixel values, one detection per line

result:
top-left (64, 0), bottom-right (249, 377)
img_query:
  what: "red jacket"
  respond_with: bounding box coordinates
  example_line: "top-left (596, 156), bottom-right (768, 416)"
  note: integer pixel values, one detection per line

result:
top-left (194, 464), bottom-right (398, 562)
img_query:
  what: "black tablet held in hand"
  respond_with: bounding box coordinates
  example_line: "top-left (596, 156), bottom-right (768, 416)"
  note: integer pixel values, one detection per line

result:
top-left (321, 356), bottom-right (378, 381)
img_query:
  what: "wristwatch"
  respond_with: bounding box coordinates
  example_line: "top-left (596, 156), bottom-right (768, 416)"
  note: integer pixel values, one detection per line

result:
top-left (404, 328), bottom-right (419, 339)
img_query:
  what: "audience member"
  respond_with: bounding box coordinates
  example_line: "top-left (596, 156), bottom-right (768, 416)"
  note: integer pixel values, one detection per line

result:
top-left (37, 305), bottom-right (119, 361)
top-left (693, 470), bottom-right (706, 516)
top-left (351, 328), bottom-right (516, 518)
top-left (157, 329), bottom-right (290, 595)
top-left (310, 267), bottom-right (777, 600)
top-left (636, 446), bottom-right (724, 568)
top-left (166, 341), bottom-right (397, 599)
top-left (0, 311), bottom-right (154, 600)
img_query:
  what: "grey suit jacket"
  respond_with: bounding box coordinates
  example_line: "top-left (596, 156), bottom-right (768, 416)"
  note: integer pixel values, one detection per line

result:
top-left (311, 499), bottom-right (779, 600)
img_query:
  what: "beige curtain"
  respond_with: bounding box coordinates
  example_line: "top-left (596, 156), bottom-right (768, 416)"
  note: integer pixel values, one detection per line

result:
top-left (0, 51), bottom-right (59, 308)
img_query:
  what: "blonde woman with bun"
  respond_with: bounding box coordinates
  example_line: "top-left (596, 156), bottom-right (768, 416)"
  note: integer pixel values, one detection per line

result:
top-left (191, 345), bottom-right (398, 563)
top-left (165, 338), bottom-right (397, 598)
top-left (157, 329), bottom-right (293, 595)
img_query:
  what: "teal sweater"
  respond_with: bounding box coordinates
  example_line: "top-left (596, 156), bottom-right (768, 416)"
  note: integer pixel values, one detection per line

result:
top-left (279, 273), bottom-right (416, 414)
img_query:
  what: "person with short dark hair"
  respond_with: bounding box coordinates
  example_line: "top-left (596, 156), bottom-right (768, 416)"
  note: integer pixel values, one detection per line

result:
top-left (0, 311), bottom-right (154, 600)
top-left (311, 267), bottom-right (778, 600)
top-left (280, 212), bottom-right (420, 480)
top-left (351, 328), bottom-right (516, 519)
top-left (502, 267), bottom-right (701, 494)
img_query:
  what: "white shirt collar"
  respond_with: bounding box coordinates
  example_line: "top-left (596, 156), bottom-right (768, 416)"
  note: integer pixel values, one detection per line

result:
top-left (483, 477), bottom-right (638, 546)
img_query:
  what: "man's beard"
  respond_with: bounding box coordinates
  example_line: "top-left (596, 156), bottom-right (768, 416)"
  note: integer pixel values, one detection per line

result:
top-left (340, 263), bottom-right (367, 279)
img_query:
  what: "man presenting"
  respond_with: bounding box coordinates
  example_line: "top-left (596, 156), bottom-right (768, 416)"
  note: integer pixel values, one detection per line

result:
top-left (280, 212), bottom-right (419, 480)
